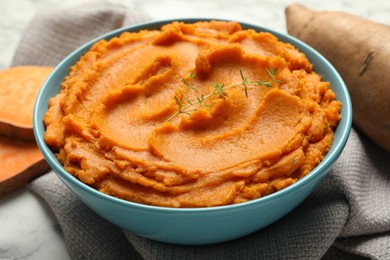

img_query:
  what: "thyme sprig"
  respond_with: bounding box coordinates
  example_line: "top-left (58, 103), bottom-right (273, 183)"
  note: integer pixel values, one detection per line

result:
top-left (165, 67), bottom-right (281, 122)
top-left (183, 72), bottom-right (196, 89)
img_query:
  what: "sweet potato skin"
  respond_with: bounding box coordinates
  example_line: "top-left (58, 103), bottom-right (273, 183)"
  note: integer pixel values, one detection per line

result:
top-left (0, 137), bottom-right (50, 197)
top-left (0, 158), bottom-right (49, 197)
top-left (285, 4), bottom-right (390, 152)
top-left (0, 66), bottom-right (53, 196)
top-left (0, 66), bottom-right (53, 141)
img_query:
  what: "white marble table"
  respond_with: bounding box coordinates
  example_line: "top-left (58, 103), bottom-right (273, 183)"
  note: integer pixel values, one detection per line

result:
top-left (1, 0), bottom-right (389, 259)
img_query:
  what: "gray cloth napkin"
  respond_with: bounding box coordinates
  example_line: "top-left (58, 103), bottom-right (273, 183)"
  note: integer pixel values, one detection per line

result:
top-left (11, 1), bottom-right (390, 259)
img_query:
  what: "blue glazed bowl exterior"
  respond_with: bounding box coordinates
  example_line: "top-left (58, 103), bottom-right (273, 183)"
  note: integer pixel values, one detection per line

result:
top-left (33, 18), bottom-right (352, 245)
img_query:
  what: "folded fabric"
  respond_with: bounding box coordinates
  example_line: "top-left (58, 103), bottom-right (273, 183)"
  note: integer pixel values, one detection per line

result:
top-left (11, 0), bottom-right (148, 67)
top-left (11, 1), bottom-right (390, 259)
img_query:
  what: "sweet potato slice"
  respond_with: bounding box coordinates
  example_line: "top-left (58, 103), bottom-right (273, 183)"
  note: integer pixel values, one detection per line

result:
top-left (0, 136), bottom-right (49, 197)
top-left (285, 4), bottom-right (390, 152)
top-left (0, 66), bottom-right (53, 141)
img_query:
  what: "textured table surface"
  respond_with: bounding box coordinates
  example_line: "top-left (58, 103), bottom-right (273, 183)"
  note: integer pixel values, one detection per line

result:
top-left (0, 0), bottom-right (389, 259)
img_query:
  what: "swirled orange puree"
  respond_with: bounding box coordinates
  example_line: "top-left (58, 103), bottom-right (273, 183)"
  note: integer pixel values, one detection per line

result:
top-left (44, 21), bottom-right (341, 208)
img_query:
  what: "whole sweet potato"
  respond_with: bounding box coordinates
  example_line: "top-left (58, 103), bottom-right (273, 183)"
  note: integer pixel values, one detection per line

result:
top-left (286, 4), bottom-right (390, 152)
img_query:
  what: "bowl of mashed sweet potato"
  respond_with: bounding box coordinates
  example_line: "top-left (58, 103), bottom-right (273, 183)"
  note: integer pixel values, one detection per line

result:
top-left (33, 19), bottom-right (352, 245)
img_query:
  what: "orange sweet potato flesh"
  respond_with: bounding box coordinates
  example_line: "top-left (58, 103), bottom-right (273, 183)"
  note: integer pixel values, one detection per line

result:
top-left (0, 66), bottom-right (53, 141)
top-left (285, 4), bottom-right (390, 152)
top-left (0, 137), bottom-right (50, 196)
top-left (0, 66), bottom-right (53, 196)
top-left (42, 21), bottom-right (341, 207)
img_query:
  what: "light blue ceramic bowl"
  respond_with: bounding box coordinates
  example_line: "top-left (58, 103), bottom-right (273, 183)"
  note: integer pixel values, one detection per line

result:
top-left (33, 19), bottom-right (352, 245)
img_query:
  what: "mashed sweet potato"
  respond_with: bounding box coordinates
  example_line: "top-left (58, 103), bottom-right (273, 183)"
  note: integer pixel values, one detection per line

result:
top-left (44, 21), bottom-right (341, 207)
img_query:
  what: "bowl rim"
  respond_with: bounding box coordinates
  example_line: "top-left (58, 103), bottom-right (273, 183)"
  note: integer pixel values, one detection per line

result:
top-left (33, 18), bottom-right (352, 213)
